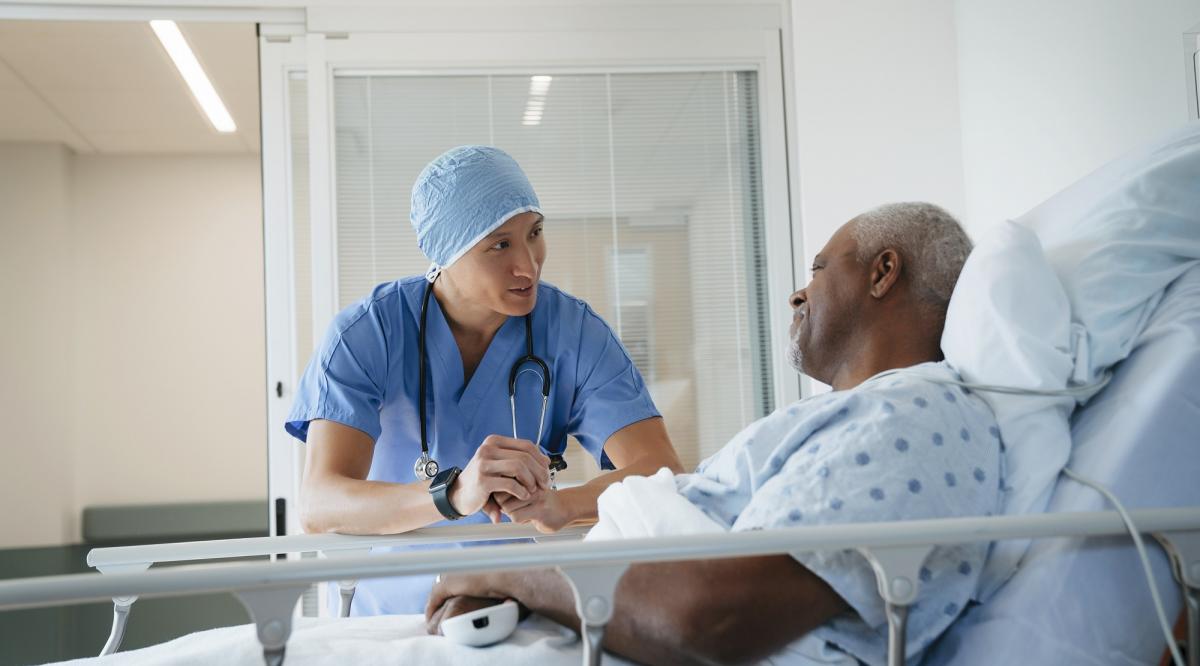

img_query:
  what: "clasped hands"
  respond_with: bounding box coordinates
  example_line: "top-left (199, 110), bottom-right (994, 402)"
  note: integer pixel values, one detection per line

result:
top-left (447, 434), bottom-right (571, 533)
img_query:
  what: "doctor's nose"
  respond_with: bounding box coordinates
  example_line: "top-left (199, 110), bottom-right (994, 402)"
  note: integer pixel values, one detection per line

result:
top-left (512, 247), bottom-right (538, 279)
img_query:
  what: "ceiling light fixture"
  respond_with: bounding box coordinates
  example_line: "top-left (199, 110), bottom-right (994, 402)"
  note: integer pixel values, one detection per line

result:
top-left (149, 20), bottom-right (237, 133)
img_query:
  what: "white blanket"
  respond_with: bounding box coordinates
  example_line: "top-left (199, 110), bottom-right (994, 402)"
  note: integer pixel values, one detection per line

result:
top-left (586, 467), bottom-right (727, 541)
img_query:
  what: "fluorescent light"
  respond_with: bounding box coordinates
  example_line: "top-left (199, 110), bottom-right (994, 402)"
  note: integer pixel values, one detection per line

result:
top-left (522, 75), bottom-right (552, 126)
top-left (150, 20), bottom-right (237, 133)
top-left (529, 76), bottom-right (552, 94)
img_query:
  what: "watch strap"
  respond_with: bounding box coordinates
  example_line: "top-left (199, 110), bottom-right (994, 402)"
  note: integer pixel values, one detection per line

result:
top-left (431, 472), bottom-right (464, 520)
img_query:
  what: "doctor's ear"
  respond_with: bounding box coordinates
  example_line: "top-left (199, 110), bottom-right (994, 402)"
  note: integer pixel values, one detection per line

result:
top-left (869, 248), bottom-right (902, 299)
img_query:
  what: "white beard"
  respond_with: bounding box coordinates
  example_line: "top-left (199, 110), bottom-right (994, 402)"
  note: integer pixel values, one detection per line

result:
top-left (787, 328), bottom-right (804, 373)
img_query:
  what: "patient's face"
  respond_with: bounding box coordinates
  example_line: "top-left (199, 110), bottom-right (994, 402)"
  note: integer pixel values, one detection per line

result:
top-left (788, 222), bottom-right (867, 381)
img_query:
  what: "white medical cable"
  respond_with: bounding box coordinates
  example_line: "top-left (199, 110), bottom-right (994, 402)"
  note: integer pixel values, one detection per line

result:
top-left (1062, 468), bottom-right (1185, 666)
top-left (868, 366), bottom-right (1183, 664)
top-left (868, 368), bottom-right (1113, 398)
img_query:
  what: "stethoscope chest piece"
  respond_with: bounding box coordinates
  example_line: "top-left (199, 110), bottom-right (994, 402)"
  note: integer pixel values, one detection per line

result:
top-left (414, 452), bottom-right (440, 481)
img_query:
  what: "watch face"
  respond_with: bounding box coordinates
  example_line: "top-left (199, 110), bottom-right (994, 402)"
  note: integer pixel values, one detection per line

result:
top-left (430, 466), bottom-right (459, 489)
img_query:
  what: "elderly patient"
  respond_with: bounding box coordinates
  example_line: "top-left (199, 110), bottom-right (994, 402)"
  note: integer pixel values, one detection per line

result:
top-left (426, 203), bottom-right (1002, 665)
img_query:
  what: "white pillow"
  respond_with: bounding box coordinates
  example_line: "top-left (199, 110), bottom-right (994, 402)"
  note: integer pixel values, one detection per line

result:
top-left (941, 220), bottom-right (1077, 600)
top-left (1015, 121), bottom-right (1200, 394)
top-left (926, 264), bottom-right (1200, 666)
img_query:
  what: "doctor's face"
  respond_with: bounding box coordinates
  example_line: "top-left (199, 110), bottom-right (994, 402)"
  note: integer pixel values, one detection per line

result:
top-left (449, 211), bottom-right (546, 317)
top-left (787, 221), bottom-right (868, 382)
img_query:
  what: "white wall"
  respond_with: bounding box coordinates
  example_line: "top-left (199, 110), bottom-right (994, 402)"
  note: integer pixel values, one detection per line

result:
top-left (0, 146), bottom-right (267, 548)
top-left (788, 0), bottom-right (1200, 242)
top-left (70, 155), bottom-right (267, 513)
top-left (786, 0), bottom-right (966, 395)
top-left (0, 143), bottom-right (76, 547)
top-left (955, 0), bottom-right (1200, 232)
top-left (788, 0), bottom-right (967, 261)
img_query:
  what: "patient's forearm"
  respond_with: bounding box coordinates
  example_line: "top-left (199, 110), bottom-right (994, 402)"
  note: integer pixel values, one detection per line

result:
top-left (507, 565), bottom-right (745, 665)
top-left (498, 556), bottom-right (846, 665)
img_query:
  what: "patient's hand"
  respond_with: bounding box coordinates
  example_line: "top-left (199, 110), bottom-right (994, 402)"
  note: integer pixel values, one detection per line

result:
top-left (496, 488), bottom-right (571, 533)
top-left (425, 595), bottom-right (502, 636)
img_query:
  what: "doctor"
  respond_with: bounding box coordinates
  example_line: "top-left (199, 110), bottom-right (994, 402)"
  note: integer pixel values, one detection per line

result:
top-left (286, 145), bottom-right (683, 615)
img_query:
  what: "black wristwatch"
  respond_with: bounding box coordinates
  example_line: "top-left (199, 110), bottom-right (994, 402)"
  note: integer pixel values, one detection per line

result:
top-left (429, 466), bottom-right (464, 520)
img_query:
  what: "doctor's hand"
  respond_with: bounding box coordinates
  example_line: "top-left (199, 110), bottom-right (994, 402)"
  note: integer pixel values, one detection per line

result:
top-left (448, 435), bottom-right (551, 518)
top-left (496, 488), bottom-right (572, 533)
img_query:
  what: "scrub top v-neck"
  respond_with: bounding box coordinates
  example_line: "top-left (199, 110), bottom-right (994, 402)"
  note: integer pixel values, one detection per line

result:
top-left (286, 276), bottom-right (660, 614)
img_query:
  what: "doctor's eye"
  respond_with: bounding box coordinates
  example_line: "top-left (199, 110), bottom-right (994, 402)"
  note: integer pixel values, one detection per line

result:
top-left (489, 240), bottom-right (510, 251)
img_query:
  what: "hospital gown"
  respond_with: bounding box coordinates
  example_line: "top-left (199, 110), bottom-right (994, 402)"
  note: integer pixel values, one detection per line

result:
top-left (676, 361), bottom-right (1004, 666)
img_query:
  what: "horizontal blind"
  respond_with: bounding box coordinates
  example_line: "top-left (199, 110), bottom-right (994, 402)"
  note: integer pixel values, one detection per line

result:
top-left (332, 71), bottom-right (771, 477)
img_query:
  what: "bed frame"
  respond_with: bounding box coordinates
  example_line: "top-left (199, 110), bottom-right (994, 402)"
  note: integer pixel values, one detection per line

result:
top-left (0, 509), bottom-right (1196, 666)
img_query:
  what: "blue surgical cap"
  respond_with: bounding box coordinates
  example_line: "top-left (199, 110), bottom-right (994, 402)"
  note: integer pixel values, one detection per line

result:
top-left (410, 146), bottom-right (542, 281)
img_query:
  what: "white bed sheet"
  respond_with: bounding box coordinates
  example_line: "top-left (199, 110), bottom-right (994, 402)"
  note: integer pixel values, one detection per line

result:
top-left (53, 614), bottom-right (632, 666)
top-left (926, 264), bottom-right (1200, 665)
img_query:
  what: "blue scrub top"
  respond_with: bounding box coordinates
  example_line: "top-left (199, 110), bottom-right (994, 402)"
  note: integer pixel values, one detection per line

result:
top-left (286, 276), bottom-right (660, 615)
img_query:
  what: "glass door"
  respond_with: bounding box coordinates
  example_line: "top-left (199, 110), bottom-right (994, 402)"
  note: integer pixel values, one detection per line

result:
top-left (260, 23), bottom-right (799, 553)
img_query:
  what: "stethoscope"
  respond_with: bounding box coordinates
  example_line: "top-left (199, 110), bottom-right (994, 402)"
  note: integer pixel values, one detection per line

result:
top-left (413, 278), bottom-right (568, 483)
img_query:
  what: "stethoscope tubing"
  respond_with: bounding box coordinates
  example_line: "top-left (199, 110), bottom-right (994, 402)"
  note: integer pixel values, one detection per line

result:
top-left (417, 279), bottom-right (555, 478)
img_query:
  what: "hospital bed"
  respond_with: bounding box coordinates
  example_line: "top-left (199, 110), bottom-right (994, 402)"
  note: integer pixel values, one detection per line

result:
top-left (4, 124), bottom-right (1200, 666)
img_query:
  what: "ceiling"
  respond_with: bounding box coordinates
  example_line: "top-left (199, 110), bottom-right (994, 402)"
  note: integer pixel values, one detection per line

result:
top-left (0, 20), bottom-right (260, 154)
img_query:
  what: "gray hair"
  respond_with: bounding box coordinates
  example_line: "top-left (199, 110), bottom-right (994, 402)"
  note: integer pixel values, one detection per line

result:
top-left (850, 202), bottom-right (972, 314)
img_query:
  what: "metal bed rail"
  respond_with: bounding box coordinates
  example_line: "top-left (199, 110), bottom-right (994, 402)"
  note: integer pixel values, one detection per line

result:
top-left (85, 522), bottom-right (590, 654)
top-left (1, 508), bottom-right (1197, 666)
top-left (86, 523), bottom-right (591, 571)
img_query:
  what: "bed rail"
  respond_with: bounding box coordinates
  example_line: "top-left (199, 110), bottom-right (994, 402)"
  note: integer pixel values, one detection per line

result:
top-left (86, 522), bottom-right (590, 571)
top-left (2, 509), bottom-right (1196, 666)
top-left (85, 522), bottom-right (589, 654)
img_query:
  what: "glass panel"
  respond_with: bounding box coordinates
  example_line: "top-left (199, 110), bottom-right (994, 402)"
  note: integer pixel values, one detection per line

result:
top-left (331, 71), bottom-right (770, 476)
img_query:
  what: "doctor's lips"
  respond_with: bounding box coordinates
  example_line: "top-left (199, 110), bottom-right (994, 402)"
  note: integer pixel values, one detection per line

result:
top-left (508, 285), bottom-right (535, 298)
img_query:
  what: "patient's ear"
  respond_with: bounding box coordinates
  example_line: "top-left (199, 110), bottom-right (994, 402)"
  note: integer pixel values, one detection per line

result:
top-left (869, 249), bottom-right (902, 299)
